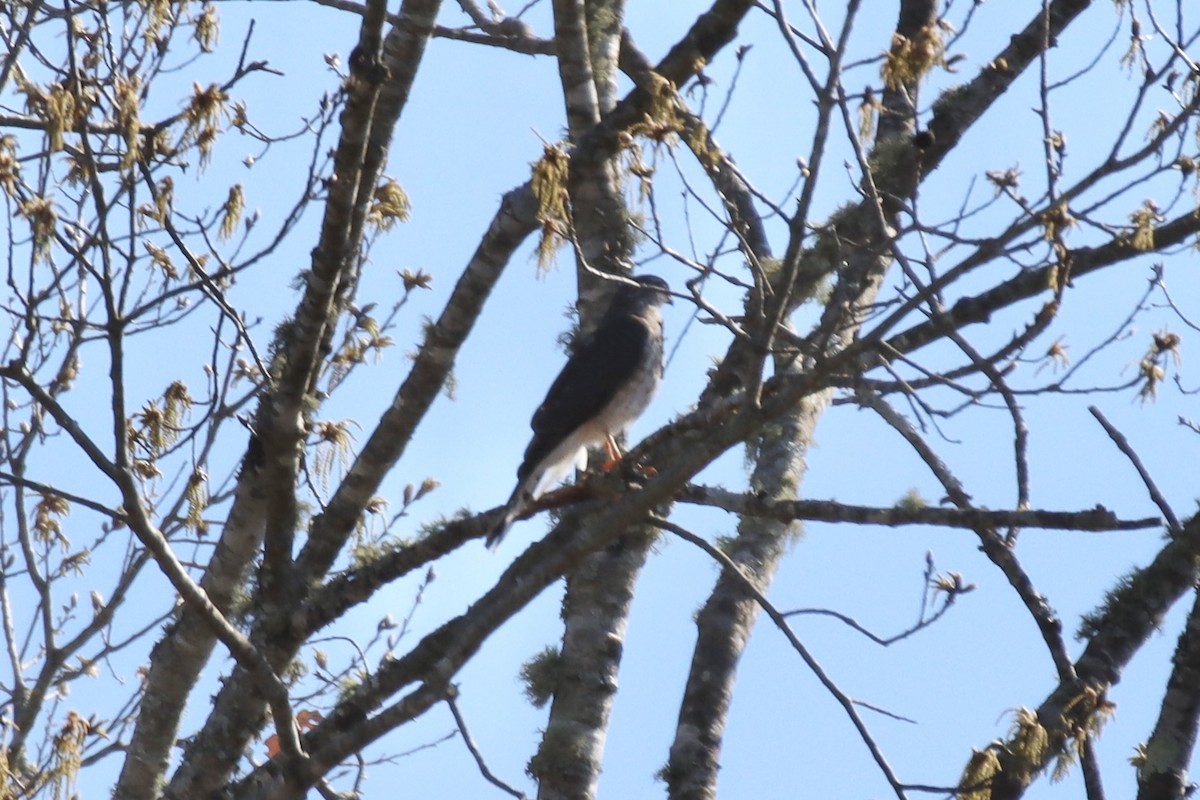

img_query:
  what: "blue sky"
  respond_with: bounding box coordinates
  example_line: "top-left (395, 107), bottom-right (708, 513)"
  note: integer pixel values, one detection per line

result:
top-left (6, 0), bottom-right (1200, 797)
top-left (315, 2), bottom-right (1198, 796)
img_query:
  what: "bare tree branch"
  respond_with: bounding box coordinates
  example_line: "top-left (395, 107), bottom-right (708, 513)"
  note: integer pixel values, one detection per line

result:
top-left (677, 483), bottom-right (1160, 532)
top-left (1089, 405), bottom-right (1181, 532)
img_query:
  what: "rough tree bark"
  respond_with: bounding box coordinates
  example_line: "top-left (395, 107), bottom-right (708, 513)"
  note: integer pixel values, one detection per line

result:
top-left (4, 0), bottom-right (1199, 798)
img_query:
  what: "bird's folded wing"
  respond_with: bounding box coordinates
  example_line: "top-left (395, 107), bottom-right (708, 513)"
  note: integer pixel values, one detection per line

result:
top-left (518, 315), bottom-right (651, 478)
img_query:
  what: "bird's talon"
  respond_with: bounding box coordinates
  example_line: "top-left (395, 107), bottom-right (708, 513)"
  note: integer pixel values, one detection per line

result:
top-left (620, 461), bottom-right (655, 480)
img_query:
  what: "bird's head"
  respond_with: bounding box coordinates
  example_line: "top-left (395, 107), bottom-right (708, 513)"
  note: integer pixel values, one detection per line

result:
top-left (618, 274), bottom-right (673, 309)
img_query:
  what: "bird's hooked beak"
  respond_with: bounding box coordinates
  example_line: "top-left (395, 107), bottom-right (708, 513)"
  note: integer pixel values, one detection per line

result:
top-left (631, 274), bottom-right (673, 305)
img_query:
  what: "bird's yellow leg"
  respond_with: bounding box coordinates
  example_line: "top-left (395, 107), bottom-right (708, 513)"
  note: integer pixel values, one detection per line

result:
top-left (600, 435), bottom-right (623, 471)
top-left (602, 435), bottom-right (657, 478)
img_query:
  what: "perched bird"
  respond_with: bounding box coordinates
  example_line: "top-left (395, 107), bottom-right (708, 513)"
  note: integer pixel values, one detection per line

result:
top-left (486, 275), bottom-right (672, 547)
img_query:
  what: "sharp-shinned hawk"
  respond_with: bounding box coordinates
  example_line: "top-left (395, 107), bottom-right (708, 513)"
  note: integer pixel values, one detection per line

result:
top-left (486, 275), bottom-right (672, 547)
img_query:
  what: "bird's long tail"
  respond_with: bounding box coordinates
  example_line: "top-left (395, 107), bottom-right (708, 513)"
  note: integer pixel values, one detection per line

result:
top-left (485, 488), bottom-right (524, 549)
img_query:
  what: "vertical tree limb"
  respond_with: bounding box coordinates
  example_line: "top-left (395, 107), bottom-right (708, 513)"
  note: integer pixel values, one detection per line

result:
top-left (665, 379), bottom-right (831, 800)
top-left (665, 2), bottom-right (934, 796)
top-left (533, 3), bottom-right (642, 798)
top-left (552, 0), bottom-right (602, 138)
top-left (153, 2), bottom-right (444, 797)
top-left (1136, 585), bottom-right (1200, 799)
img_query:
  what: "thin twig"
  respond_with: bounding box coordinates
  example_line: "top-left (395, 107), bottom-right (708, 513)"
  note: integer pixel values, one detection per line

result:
top-left (1080, 735), bottom-right (1107, 800)
top-left (1088, 405), bottom-right (1180, 531)
top-left (785, 596), bottom-right (959, 648)
top-left (0, 470), bottom-right (130, 524)
top-left (862, 390), bottom-right (1079, 681)
top-left (445, 690), bottom-right (528, 799)
top-left (852, 699), bottom-right (917, 725)
top-left (651, 516), bottom-right (910, 800)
